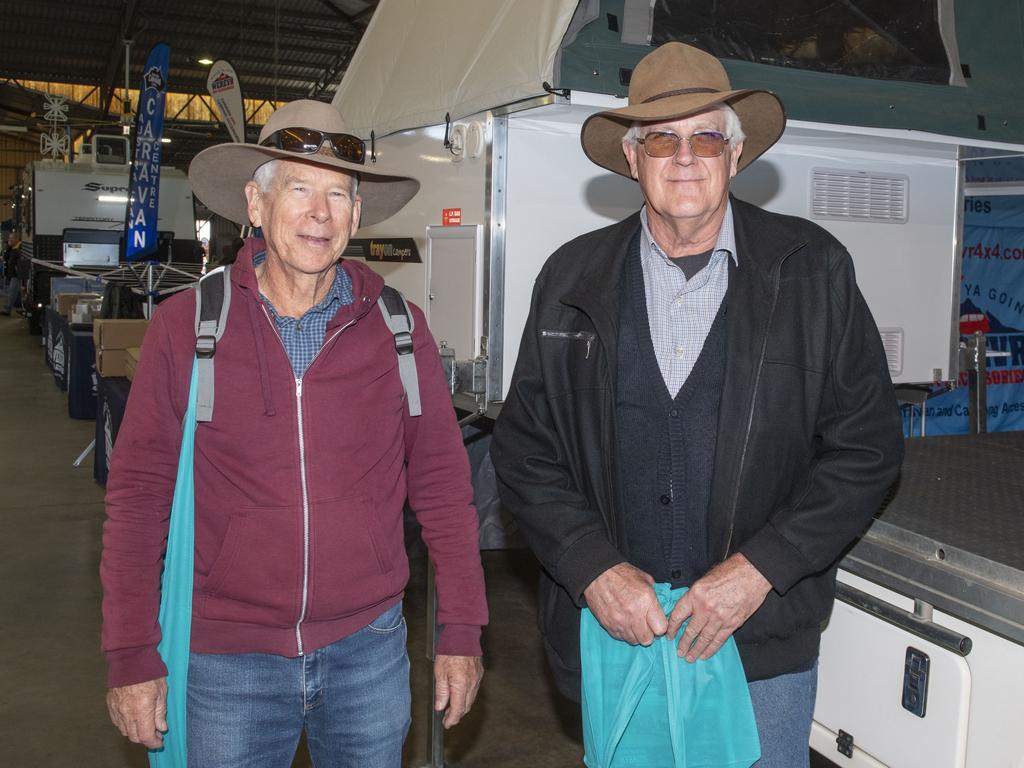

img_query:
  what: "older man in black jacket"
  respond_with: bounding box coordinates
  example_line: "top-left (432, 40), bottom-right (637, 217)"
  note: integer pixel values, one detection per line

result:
top-left (491, 43), bottom-right (903, 767)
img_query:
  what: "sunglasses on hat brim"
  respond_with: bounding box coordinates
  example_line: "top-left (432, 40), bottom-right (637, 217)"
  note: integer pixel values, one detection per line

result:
top-left (260, 127), bottom-right (366, 165)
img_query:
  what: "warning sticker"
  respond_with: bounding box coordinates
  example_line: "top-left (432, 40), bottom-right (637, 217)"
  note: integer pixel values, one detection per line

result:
top-left (442, 208), bottom-right (462, 226)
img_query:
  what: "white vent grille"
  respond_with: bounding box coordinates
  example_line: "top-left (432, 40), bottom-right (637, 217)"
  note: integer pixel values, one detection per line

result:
top-left (811, 168), bottom-right (909, 223)
top-left (879, 328), bottom-right (904, 377)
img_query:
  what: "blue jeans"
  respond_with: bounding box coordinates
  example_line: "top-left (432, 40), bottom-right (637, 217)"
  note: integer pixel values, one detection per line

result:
top-left (2, 276), bottom-right (21, 314)
top-left (187, 601), bottom-right (411, 768)
top-left (748, 660), bottom-right (818, 768)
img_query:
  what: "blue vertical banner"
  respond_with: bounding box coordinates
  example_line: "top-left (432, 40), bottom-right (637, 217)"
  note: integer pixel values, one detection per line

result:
top-left (914, 195), bottom-right (1024, 434)
top-left (125, 42), bottom-right (170, 262)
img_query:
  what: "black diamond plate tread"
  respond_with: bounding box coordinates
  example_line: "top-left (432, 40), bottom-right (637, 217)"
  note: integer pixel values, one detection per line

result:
top-left (876, 433), bottom-right (1024, 572)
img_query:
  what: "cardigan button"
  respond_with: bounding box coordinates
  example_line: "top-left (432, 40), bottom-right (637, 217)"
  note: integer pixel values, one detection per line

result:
top-left (671, 569), bottom-right (681, 580)
top-left (669, 408), bottom-right (679, 417)
top-left (659, 494), bottom-right (671, 505)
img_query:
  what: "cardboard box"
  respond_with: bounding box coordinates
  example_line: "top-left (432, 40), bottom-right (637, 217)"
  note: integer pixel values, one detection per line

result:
top-left (93, 320), bottom-right (150, 377)
top-left (93, 319), bottom-right (150, 351)
top-left (124, 347), bottom-right (140, 381)
top-left (96, 349), bottom-right (130, 378)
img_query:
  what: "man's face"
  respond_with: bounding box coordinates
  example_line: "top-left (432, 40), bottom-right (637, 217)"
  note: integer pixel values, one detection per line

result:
top-left (244, 159), bottom-right (361, 277)
top-left (623, 109), bottom-right (742, 227)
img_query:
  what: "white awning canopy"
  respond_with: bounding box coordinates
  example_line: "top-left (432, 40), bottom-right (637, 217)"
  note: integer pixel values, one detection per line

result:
top-left (332, 0), bottom-right (581, 138)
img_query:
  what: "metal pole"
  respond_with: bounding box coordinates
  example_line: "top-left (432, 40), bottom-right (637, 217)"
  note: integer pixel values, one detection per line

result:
top-left (966, 332), bottom-right (987, 434)
top-left (72, 439), bottom-right (95, 467)
top-left (421, 561), bottom-right (448, 768)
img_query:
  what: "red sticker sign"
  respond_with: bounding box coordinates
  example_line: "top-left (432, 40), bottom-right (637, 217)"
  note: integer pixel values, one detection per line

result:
top-left (442, 208), bottom-right (462, 226)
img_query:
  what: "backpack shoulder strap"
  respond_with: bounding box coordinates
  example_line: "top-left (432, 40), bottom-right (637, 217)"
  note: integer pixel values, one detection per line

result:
top-left (193, 264), bottom-right (232, 422)
top-left (377, 285), bottom-right (422, 417)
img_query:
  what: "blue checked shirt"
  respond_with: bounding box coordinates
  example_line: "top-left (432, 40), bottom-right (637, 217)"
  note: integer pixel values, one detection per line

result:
top-left (253, 252), bottom-right (355, 378)
top-left (639, 202), bottom-right (737, 396)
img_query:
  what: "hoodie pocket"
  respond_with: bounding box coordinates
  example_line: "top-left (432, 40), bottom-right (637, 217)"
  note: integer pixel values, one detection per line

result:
top-left (197, 503), bottom-right (302, 625)
top-left (307, 494), bottom-right (404, 621)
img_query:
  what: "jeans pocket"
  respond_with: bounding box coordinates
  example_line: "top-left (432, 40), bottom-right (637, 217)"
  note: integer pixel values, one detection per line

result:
top-left (367, 601), bottom-right (405, 633)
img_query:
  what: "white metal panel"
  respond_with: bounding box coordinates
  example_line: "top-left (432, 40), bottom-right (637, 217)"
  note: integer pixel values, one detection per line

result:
top-left (731, 130), bottom-right (962, 383)
top-left (350, 121), bottom-right (491, 313)
top-left (815, 584), bottom-right (972, 767)
top-left (502, 105), bottom-right (643, 399)
top-left (927, 608), bottom-right (1024, 767)
top-left (426, 224), bottom-right (483, 359)
top-left (31, 162), bottom-right (196, 240)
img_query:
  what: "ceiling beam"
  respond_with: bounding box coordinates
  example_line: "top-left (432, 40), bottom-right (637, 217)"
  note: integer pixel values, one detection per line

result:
top-left (99, 0), bottom-right (142, 120)
top-left (311, 0), bottom-right (357, 23)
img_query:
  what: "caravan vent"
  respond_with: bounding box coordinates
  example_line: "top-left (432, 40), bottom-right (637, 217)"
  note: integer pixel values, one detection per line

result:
top-left (811, 168), bottom-right (909, 223)
top-left (879, 327), bottom-right (904, 377)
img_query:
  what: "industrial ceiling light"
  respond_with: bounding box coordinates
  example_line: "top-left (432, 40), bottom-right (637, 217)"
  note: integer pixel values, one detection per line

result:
top-left (160, 137), bottom-right (172, 143)
top-left (197, 57), bottom-right (214, 66)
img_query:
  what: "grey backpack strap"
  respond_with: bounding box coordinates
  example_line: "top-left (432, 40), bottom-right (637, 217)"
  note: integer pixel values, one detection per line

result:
top-left (377, 285), bottom-right (421, 417)
top-left (193, 265), bottom-right (232, 423)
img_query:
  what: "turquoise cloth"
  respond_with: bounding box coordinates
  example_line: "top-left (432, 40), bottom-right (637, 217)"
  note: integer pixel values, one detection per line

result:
top-left (149, 359), bottom-right (199, 768)
top-left (581, 584), bottom-right (761, 768)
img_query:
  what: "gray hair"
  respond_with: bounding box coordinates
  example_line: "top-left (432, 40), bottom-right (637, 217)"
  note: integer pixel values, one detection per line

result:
top-left (252, 159), bottom-right (359, 197)
top-left (622, 104), bottom-right (746, 147)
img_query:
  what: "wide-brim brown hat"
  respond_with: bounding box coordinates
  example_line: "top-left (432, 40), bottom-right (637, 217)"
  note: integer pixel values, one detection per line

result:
top-left (189, 99), bottom-right (419, 227)
top-left (581, 42), bottom-right (785, 178)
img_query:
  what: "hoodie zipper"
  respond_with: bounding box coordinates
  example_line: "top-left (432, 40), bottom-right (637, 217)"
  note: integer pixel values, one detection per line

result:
top-left (722, 245), bottom-right (802, 556)
top-left (260, 303), bottom-right (355, 655)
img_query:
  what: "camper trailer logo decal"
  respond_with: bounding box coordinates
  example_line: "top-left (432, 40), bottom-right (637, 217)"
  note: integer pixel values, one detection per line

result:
top-left (144, 66), bottom-right (166, 93)
top-left (210, 72), bottom-right (235, 93)
top-left (347, 238), bottom-right (421, 263)
top-left (83, 183), bottom-right (129, 193)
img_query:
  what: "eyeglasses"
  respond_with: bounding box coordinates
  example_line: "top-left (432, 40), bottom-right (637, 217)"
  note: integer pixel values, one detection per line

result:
top-left (636, 130), bottom-right (729, 159)
top-left (260, 127), bottom-right (366, 165)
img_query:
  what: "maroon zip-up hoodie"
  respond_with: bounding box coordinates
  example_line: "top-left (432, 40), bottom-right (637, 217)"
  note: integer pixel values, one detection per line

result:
top-left (101, 245), bottom-right (487, 688)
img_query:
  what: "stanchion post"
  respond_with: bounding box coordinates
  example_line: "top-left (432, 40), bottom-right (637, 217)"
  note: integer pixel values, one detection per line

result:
top-left (422, 561), bottom-right (449, 768)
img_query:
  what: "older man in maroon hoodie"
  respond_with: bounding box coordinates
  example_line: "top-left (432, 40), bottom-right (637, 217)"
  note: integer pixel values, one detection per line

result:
top-left (101, 100), bottom-right (487, 767)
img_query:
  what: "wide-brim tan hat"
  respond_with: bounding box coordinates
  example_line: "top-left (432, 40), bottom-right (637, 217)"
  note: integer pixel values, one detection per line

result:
top-left (581, 42), bottom-right (786, 178)
top-left (189, 99), bottom-right (419, 227)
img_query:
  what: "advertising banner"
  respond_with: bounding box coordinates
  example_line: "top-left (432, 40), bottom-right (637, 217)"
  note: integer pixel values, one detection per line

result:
top-left (914, 195), bottom-right (1024, 434)
top-left (206, 60), bottom-right (247, 144)
top-left (125, 42), bottom-right (170, 261)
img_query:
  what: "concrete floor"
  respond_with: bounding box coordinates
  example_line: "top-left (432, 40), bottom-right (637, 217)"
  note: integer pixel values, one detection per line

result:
top-left (0, 312), bottom-right (837, 767)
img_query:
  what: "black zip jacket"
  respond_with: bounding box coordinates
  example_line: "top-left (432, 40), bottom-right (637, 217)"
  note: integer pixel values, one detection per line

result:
top-left (491, 197), bottom-right (904, 700)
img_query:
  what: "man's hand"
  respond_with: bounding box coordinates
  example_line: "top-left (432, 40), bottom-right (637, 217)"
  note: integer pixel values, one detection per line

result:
top-left (667, 554), bottom-right (772, 662)
top-left (106, 677), bottom-right (168, 749)
top-left (434, 654), bottom-right (484, 729)
top-left (583, 563), bottom-right (668, 646)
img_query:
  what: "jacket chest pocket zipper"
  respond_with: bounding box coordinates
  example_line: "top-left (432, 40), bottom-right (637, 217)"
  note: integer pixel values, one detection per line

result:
top-left (540, 329), bottom-right (596, 359)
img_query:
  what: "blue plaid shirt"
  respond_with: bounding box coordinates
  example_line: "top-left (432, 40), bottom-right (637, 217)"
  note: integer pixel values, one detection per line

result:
top-left (253, 252), bottom-right (354, 378)
top-left (639, 202), bottom-right (737, 396)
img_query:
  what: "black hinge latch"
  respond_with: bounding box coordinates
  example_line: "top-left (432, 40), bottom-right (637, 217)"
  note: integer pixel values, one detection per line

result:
top-left (836, 730), bottom-right (854, 759)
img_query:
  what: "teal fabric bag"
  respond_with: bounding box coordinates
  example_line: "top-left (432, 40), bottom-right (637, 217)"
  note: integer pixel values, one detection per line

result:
top-left (581, 583), bottom-right (761, 768)
top-left (149, 359), bottom-right (199, 768)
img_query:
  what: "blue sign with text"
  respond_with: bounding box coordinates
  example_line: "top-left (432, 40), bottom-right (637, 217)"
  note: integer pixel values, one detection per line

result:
top-left (913, 195), bottom-right (1024, 434)
top-left (125, 43), bottom-right (169, 261)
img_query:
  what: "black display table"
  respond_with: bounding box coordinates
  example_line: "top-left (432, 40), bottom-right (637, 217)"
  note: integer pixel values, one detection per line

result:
top-left (94, 376), bottom-right (131, 485)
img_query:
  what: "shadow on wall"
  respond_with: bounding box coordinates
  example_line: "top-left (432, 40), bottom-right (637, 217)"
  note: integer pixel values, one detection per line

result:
top-left (730, 159), bottom-right (784, 208)
top-left (583, 173), bottom-right (644, 220)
